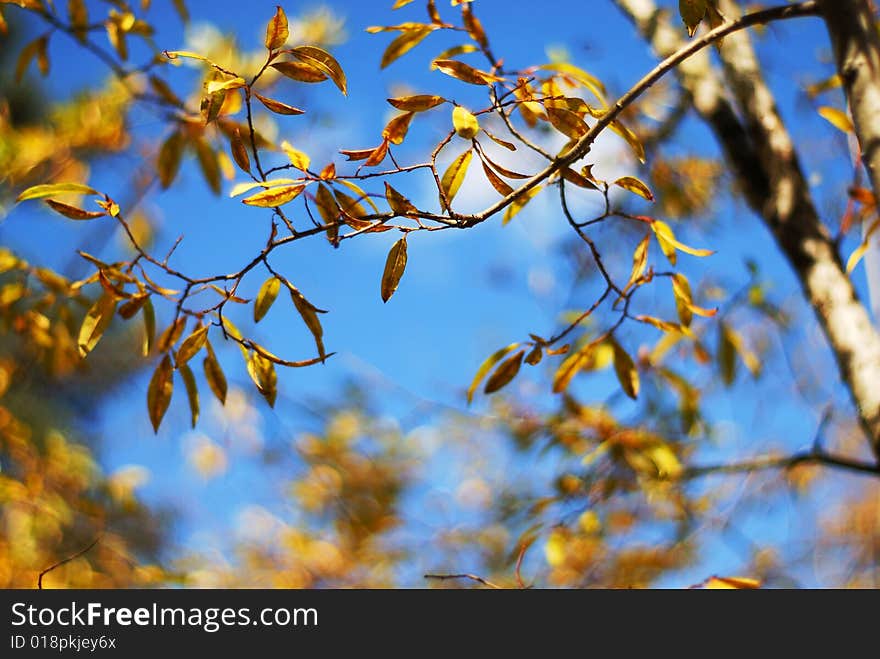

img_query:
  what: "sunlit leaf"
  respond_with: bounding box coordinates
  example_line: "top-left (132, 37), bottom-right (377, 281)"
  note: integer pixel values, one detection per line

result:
top-left (703, 576), bottom-right (761, 589)
top-left (178, 362), bottom-right (199, 428)
top-left (44, 199), bottom-right (105, 220)
top-left (627, 233), bottom-right (650, 289)
top-left (818, 106), bottom-right (853, 133)
top-left (381, 26), bottom-right (434, 69)
top-left (440, 148), bottom-right (473, 209)
top-left (652, 219), bottom-right (714, 264)
top-left (846, 218), bottom-right (880, 273)
top-left (615, 175), bottom-right (654, 201)
top-left (467, 343), bottom-right (520, 404)
top-left (461, 3), bottom-right (488, 48)
top-left (271, 60), bottom-right (328, 83)
top-left (452, 105), bottom-right (480, 139)
top-left (381, 236), bottom-right (408, 302)
top-left (157, 130), bottom-right (186, 189)
top-left (289, 285), bottom-right (327, 361)
top-left (265, 5), bottom-right (289, 50)
top-left (609, 119), bottom-right (645, 164)
top-left (387, 94), bottom-right (446, 111)
top-left (203, 341), bottom-right (227, 405)
top-left (17, 182), bottom-right (98, 203)
top-left (246, 350), bottom-right (277, 407)
top-left (241, 184), bottom-right (305, 207)
top-left (612, 339), bottom-right (639, 399)
top-left (383, 112), bottom-right (415, 145)
top-left (385, 182), bottom-right (418, 216)
top-left (289, 45), bottom-right (347, 95)
top-left (254, 92), bottom-right (304, 115)
top-left (254, 276), bottom-right (281, 323)
top-left (175, 325), bottom-right (209, 366)
top-left (546, 107), bottom-right (588, 140)
top-left (481, 128), bottom-right (516, 151)
top-left (503, 185), bottom-right (542, 225)
top-left (78, 293), bottom-right (117, 358)
top-left (147, 354), bottom-right (174, 433)
top-left (432, 58), bottom-right (503, 85)
top-left (281, 141), bottom-right (311, 171)
top-left (157, 317), bottom-right (187, 353)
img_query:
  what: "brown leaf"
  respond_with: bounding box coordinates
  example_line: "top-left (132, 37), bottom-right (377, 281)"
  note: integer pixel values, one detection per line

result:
top-left (484, 349), bottom-right (525, 394)
top-left (147, 354), bottom-right (174, 433)
top-left (230, 127), bottom-right (251, 173)
top-left (157, 130), bottom-right (186, 189)
top-left (382, 112), bottom-right (415, 145)
top-left (387, 94), bottom-right (446, 111)
top-left (271, 61), bottom-right (327, 83)
top-left (265, 5), bottom-right (289, 51)
top-left (432, 59), bottom-right (503, 85)
top-left (385, 182), bottom-right (418, 216)
top-left (203, 341), bottom-right (228, 404)
top-left (44, 199), bottom-right (105, 220)
top-left (381, 236), bottom-right (408, 302)
top-left (179, 361), bottom-right (199, 428)
top-left (254, 92), bottom-right (304, 115)
top-left (288, 45), bottom-right (347, 95)
top-left (176, 325), bottom-right (209, 366)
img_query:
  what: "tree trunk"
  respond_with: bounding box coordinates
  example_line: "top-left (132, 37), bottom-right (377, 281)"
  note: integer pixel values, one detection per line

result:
top-left (615, 0), bottom-right (880, 455)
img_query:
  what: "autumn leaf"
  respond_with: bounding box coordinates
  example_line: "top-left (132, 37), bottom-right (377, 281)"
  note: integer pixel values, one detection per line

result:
top-left (387, 94), bottom-right (446, 111)
top-left (679, 0), bottom-right (708, 37)
top-left (818, 106), bottom-right (854, 133)
top-left (271, 61), bottom-right (328, 83)
top-left (385, 182), bottom-right (418, 216)
top-left (288, 45), bottom-right (347, 95)
top-left (78, 293), bottom-right (117, 358)
top-left (381, 236), bottom-right (408, 302)
top-left (254, 92), bottom-right (304, 115)
top-left (158, 130), bottom-right (186, 189)
top-left (381, 26), bottom-right (434, 69)
top-left (175, 325), bottom-right (209, 366)
top-left (147, 354), bottom-right (174, 433)
top-left (615, 176), bottom-right (654, 201)
top-left (484, 349), bottom-right (525, 394)
top-left (612, 339), bottom-right (639, 399)
top-left (440, 148), bottom-right (473, 209)
top-left (382, 112), bottom-right (415, 145)
top-left (44, 200), bottom-right (105, 220)
top-left (203, 342), bottom-right (228, 405)
top-left (17, 182), bottom-right (99, 203)
top-left (242, 184), bottom-right (305, 207)
top-left (254, 276), bottom-right (281, 322)
top-left (452, 105), bottom-right (480, 139)
top-left (265, 6), bottom-right (289, 51)
top-left (503, 185), bottom-right (542, 225)
top-left (179, 362), bottom-right (199, 428)
top-left (432, 59), bottom-right (503, 85)
top-left (467, 343), bottom-right (520, 404)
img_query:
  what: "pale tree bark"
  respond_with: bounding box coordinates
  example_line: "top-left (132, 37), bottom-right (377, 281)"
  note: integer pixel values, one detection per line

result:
top-left (613, 0), bottom-right (880, 455)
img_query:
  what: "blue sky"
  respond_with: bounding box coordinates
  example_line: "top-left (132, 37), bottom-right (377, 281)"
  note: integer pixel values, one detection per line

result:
top-left (3, 0), bottom-right (876, 585)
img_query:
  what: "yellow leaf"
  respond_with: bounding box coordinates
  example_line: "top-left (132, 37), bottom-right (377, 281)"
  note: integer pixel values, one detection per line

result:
top-left (461, 3), bottom-right (488, 48)
top-left (503, 185), bottom-right (542, 225)
top-left (382, 112), bottom-right (415, 145)
top-left (818, 106), bottom-right (853, 133)
top-left (538, 62), bottom-right (606, 102)
top-left (254, 92), bottom-right (304, 115)
top-left (627, 233), bottom-right (650, 289)
top-left (203, 341), bottom-right (227, 404)
top-left (432, 58), bottom-right (503, 85)
top-left (157, 317), bottom-right (187, 353)
top-left (484, 349), bottom-right (525, 394)
top-left (385, 182), bottom-right (418, 216)
top-left (242, 184), bottom-right (305, 207)
top-left (718, 321), bottom-right (736, 385)
top-left (846, 217), bottom-right (880, 273)
top-left (480, 158), bottom-right (514, 197)
top-left (147, 354), bottom-right (174, 433)
top-left (178, 362), bottom-right (199, 428)
top-left (118, 293), bottom-right (149, 320)
top-left (467, 343), bottom-right (520, 404)
top-left (612, 341), bottom-right (639, 400)
top-left (254, 276), bottom-right (281, 322)
top-left (205, 76), bottom-right (246, 94)
top-left (281, 141), bottom-right (311, 171)
top-left (365, 139), bottom-right (389, 167)
top-left (246, 350), bottom-right (277, 407)
top-left (672, 273), bottom-right (693, 328)
top-left (175, 325), bottom-right (209, 366)
top-left (289, 45), bottom-right (347, 95)
top-left (288, 285), bottom-right (327, 361)
top-left (387, 94), bottom-right (446, 111)
top-left (615, 176), bottom-right (654, 201)
top-left (157, 130), bottom-right (186, 189)
top-left (546, 107), bottom-right (589, 140)
top-left (452, 105), bottom-right (480, 139)
top-left (440, 148), bottom-right (473, 208)
top-left (271, 60), bottom-right (328, 83)
top-left (44, 199), bottom-right (105, 220)
top-left (381, 26), bottom-right (434, 69)
top-left (229, 178), bottom-right (302, 197)
top-left (78, 293), bottom-right (117, 358)
top-left (17, 182), bottom-right (98, 203)
top-left (142, 297), bottom-right (155, 356)
top-left (481, 128), bottom-right (516, 151)
top-left (265, 5), bottom-right (289, 50)
top-left (704, 576), bottom-right (761, 589)
top-left (652, 219), bottom-right (715, 261)
top-left (609, 119), bottom-right (645, 164)
top-left (381, 236), bottom-right (408, 302)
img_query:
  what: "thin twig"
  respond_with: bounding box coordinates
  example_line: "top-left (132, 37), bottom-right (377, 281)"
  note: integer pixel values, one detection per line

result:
top-left (424, 573), bottom-right (502, 589)
top-left (38, 536), bottom-right (101, 589)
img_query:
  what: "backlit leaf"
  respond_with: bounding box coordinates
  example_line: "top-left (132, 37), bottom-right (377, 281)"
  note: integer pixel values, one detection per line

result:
top-left (846, 218), bottom-right (880, 273)
top-left (452, 105), bottom-right (480, 139)
top-left (381, 26), bottom-right (434, 69)
top-left (503, 185), bottom-right (542, 225)
top-left (382, 112), bottom-right (415, 145)
top-left (281, 140), bottom-right (311, 171)
top-left (246, 351), bottom-right (277, 407)
top-left (612, 339), bottom-right (639, 399)
top-left (147, 354), bottom-right (174, 433)
top-left (432, 58), bottom-right (503, 85)
top-left (546, 107), bottom-right (588, 140)
top-left (365, 139), bottom-right (390, 167)
top-left (381, 236), bottom-right (408, 302)
top-left (484, 349), bottom-right (525, 394)
top-left (78, 293), bottom-right (117, 358)
top-left (44, 199), bottom-right (105, 220)
top-left (271, 60), bottom-right (327, 83)
top-left (17, 182), bottom-right (98, 203)
top-left (818, 106), bottom-right (853, 133)
top-left (203, 341), bottom-right (227, 404)
top-left (704, 576), bottom-right (761, 589)
top-left (289, 45), bottom-right (347, 95)
top-left (175, 325), bottom-right (209, 366)
top-left (467, 343), bottom-right (520, 404)
top-left (157, 317), bottom-right (187, 353)
top-left (242, 184), bottom-right (305, 207)
top-left (265, 5), bottom-right (289, 51)
top-left (627, 234), bottom-right (650, 289)
top-left (254, 276), bottom-right (281, 323)
top-left (254, 92), bottom-right (304, 115)
top-left (609, 119), bottom-right (646, 164)
top-left (440, 148), bottom-right (473, 208)
top-left (385, 182), bottom-right (418, 216)
top-left (481, 128), bottom-right (516, 151)
top-left (387, 94), bottom-right (446, 111)
top-left (178, 362), bottom-right (199, 428)
top-left (615, 175), bottom-right (654, 201)
top-left (480, 158), bottom-right (514, 196)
